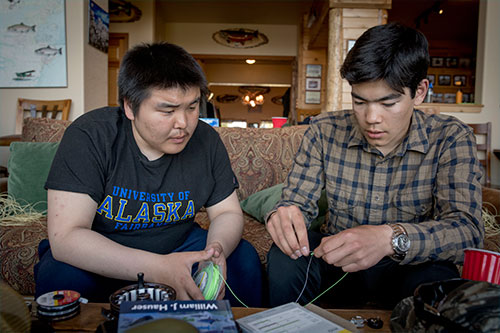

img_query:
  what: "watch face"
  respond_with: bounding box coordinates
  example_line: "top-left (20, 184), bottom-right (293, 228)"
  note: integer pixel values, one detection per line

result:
top-left (396, 235), bottom-right (411, 252)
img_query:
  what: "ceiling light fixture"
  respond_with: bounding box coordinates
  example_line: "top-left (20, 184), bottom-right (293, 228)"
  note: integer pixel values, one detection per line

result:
top-left (245, 59), bottom-right (256, 65)
top-left (239, 86), bottom-right (270, 108)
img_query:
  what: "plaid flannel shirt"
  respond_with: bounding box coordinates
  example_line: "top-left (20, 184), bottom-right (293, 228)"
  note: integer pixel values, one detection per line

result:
top-left (277, 109), bottom-right (483, 264)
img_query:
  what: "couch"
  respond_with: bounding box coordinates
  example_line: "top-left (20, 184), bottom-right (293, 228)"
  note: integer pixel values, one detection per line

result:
top-left (1, 117), bottom-right (499, 297)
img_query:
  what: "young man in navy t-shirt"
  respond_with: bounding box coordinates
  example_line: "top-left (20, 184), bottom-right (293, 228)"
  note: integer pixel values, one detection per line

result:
top-left (35, 42), bottom-right (262, 306)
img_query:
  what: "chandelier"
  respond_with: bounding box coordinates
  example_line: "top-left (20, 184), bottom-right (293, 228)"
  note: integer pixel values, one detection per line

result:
top-left (238, 86), bottom-right (270, 108)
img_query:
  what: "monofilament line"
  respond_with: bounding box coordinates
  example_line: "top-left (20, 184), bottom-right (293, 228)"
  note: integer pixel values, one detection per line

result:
top-left (295, 253), bottom-right (314, 303)
top-left (214, 267), bottom-right (249, 308)
top-left (306, 272), bottom-right (349, 306)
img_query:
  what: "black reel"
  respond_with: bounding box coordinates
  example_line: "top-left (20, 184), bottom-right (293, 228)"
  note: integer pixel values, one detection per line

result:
top-left (108, 272), bottom-right (176, 319)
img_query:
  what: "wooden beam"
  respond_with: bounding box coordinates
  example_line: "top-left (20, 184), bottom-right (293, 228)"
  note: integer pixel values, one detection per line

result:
top-left (327, 8), bottom-right (343, 112)
top-left (329, 0), bottom-right (391, 10)
top-left (308, 1), bottom-right (330, 49)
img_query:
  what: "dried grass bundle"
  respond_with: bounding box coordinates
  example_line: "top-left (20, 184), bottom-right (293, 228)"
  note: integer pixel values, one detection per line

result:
top-left (483, 202), bottom-right (500, 252)
top-left (0, 194), bottom-right (46, 226)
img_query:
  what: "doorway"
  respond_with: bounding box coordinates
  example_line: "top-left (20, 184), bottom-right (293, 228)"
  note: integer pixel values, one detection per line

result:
top-left (108, 33), bottom-right (128, 106)
top-left (195, 55), bottom-right (296, 126)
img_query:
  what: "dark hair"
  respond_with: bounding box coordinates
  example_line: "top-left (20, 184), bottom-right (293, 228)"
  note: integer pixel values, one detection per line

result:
top-left (118, 42), bottom-right (208, 114)
top-left (340, 23), bottom-right (429, 98)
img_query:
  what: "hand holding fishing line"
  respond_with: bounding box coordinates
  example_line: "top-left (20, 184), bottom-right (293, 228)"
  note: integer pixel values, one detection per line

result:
top-left (266, 205), bottom-right (311, 259)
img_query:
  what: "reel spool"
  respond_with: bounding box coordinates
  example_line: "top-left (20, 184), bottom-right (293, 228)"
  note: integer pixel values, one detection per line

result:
top-left (193, 262), bottom-right (223, 300)
top-left (109, 273), bottom-right (176, 318)
top-left (36, 290), bottom-right (83, 321)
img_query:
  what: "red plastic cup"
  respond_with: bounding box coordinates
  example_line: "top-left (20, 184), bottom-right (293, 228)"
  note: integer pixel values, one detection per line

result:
top-left (462, 248), bottom-right (500, 285)
top-left (272, 117), bottom-right (288, 128)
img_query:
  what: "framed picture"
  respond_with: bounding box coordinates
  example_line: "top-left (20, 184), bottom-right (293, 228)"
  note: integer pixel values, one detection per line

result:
top-left (88, 0), bottom-right (109, 53)
top-left (432, 93), bottom-right (443, 103)
top-left (0, 0), bottom-right (67, 88)
top-left (462, 93), bottom-right (470, 103)
top-left (431, 57), bottom-right (444, 67)
top-left (438, 75), bottom-right (451, 86)
top-left (305, 78), bottom-right (321, 91)
top-left (347, 39), bottom-right (356, 52)
top-left (453, 75), bottom-right (467, 87)
top-left (444, 93), bottom-right (456, 103)
top-left (445, 57), bottom-right (458, 68)
top-left (305, 91), bottom-right (321, 104)
top-left (305, 64), bottom-right (322, 78)
top-left (459, 57), bottom-right (471, 68)
top-left (427, 74), bottom-right (435, 85)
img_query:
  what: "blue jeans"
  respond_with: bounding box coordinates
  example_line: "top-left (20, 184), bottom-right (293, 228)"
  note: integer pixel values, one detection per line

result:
top-left (267, 231), bottom-right (459, 309)
top-left (34, 225), bottom-right (262, 307)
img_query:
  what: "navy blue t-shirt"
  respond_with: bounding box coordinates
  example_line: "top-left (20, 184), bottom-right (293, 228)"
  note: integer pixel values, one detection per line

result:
top-left (46, 107), bottom-right (238, 254)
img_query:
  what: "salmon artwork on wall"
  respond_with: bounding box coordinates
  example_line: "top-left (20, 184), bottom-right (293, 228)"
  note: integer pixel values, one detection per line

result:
top-left (0, 0), bottom-right (67, 87)
top-left (212, 28), bottom-right (268, 49)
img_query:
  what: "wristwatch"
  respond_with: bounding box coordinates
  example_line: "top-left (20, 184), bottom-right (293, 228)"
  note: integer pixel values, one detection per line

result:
top-left (389, 223), bottom-right (410, 262)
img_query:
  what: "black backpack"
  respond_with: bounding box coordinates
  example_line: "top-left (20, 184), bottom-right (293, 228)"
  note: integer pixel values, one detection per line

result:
top-left (390, 278), bottom-right (500, 332)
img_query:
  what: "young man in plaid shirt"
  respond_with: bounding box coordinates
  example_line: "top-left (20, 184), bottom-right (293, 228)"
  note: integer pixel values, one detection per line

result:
top-left (266, 23), bottom-right (483, 308)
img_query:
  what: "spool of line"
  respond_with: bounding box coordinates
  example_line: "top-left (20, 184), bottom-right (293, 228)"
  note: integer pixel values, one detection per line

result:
top-left (36, 290), bottom-right (82, 321)
top-left (194, 262), bottom-right (222, 300)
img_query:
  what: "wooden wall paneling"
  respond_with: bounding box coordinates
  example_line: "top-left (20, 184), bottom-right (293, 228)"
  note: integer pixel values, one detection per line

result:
top-left (343, 17), bottom-right (381, 28)
top-left (337, 9), bottom-right (388, 109)
top-left (297, 14), bottom-right (327, 112)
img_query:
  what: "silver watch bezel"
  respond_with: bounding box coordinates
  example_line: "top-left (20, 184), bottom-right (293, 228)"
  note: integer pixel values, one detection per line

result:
top-left (392, 233), bottom-right (411, 254)
top-left (390, 224), bottom-right (410, 261)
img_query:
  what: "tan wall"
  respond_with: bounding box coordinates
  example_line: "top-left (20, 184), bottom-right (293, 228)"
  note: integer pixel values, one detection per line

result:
top-left (204, 63), bottom-right (292, 85)
top-left (161, 22), bottom-right (297, 57)
top-left (109, 0), bottom-right (155, 48)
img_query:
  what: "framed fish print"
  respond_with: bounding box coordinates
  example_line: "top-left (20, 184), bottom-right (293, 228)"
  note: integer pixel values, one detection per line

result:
top-left (0, 0), bottom-right (67, 87)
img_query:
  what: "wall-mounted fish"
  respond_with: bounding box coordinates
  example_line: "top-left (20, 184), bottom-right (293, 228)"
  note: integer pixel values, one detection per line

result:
top-left (219, 29), bottom-right (259, 45)
top-left (35, 45), bottom-right (62, 56)
top-left (7, 22), bottom-right (36, 33)
top-left (213, 28), bottom-right (269, 49)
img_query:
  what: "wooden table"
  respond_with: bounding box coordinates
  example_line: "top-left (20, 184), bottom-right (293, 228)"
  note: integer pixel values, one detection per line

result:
top-left (34, 302), bottom-right (392, 332)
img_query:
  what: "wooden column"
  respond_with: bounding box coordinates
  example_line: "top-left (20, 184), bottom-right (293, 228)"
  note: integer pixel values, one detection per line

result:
top-left (328, 1), bottom-right (391, 112)
top-left (298, 1), bottom-right (390, 117)
top-left (326, 8), bottom-right (343, 112)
